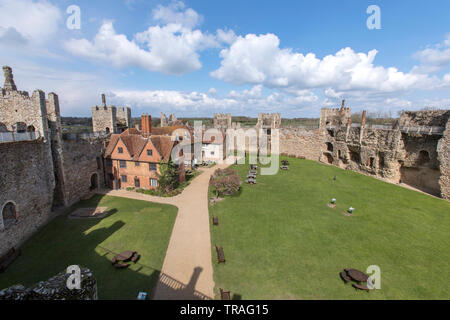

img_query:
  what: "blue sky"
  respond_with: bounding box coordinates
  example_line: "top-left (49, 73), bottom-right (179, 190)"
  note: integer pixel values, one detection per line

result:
top-left (1, 0), bottom-right (450, 118)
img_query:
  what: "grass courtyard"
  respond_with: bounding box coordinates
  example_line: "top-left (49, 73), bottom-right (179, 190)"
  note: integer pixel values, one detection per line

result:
top-left (0, 195), bottom-right (177, 300)
top-left (209, 156), bottom-right (450, 299)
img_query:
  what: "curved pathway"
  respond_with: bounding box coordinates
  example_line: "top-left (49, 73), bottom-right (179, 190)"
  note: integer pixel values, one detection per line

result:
top-left (100, 161), bottom-right (235, 299)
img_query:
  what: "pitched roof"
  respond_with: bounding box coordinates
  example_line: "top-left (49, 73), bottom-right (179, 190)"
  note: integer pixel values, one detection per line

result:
top-left (104, 130), bottom-right (176, 162)
top-left (150, 135), bottom-right (175, 162)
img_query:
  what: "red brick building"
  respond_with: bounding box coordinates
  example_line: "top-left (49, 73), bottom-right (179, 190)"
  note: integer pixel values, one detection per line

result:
top-left (104, 115), bottom-right (185, 190)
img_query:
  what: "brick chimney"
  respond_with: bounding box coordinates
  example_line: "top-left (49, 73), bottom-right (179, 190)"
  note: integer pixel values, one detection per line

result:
top-left (341, 99), bottom-right (345, 110)
top-left (101, 93), bottom-right (106, 106)
top-left (3, 66), bottom-right (17, 91)
top-left (141, 114), bottom-right (152, 137)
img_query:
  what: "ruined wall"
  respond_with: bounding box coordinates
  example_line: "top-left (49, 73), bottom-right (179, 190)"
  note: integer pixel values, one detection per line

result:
top-left (0, 89), bottom-right (49, 139)
top-left (438, 118), bottom-right (450, 199)
top-left (91, 106), bottom-right (116, 133)
top-left (256, 113), bottom-right (281, 129)
top-left (279, 128), bottom-right (323, 160)
top-left (214, 113), bottom-right (232, 129)
top-left (0, 140), bottom-right (55, 256)
top-left (0, 267), bottom-right (97, 300)
top-left (116, 107), bottom-right (131, 128)
top-left (60, 137), bottom-right (106, 206)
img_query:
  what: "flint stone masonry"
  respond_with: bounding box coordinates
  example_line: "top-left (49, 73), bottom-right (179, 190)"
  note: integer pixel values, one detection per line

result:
top-left (256, 113), bottom-right (281, 129)
top-left (0, 67), bottom-right (112, 256)
top-left (92, 94), bottom-right (131, 133)
top-left (0, 267), bottom-right (97, 300)
top-left (60, 137), bottom-right (105, 206)
top-left (0, 140), bottom-right (55, 256)
top-left (279, 128), bottom-right (322, 160)
top-left (214, 113), bottom-right (232, 129)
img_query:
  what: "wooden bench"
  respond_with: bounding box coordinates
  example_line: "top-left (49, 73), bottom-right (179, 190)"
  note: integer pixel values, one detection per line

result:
top-left (113, 262), bottom-right (130, 269)
top-left (352, 283), bottom-right (370, 292)
top-left (0, 248), bottom-right (21, 273)
top-left (215, 245), bottom-right (225, 264)
top-left (212, 217), bottom-right (219, 226)
top-left (220, 288), bottom-right (231, 300)
top-left (131, 253), bottom-right (141, 263)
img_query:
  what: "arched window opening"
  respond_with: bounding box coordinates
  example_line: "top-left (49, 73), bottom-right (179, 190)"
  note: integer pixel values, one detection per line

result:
top-left (326, 142), bottom-right (333, 152)
top-left (15, 122), bottom-right (27, 133)
top-left (418, 150), bottom-right (430, 165)
top-left (90, 173), bottom-right (98, 191)
top-left (2, 202), bottom-right (18, 229)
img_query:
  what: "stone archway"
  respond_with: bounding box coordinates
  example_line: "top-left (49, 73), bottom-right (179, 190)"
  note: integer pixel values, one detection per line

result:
top-left (0, 122), bottom-right (8, 132)
top-left (105, 127), bottom-right (110, 134)
top-left (1, 201), bottom-right (18, 229)
top-left (323, 153), bottom-right (333, 164)
top-left (90, 173), bottom-right (99, 191)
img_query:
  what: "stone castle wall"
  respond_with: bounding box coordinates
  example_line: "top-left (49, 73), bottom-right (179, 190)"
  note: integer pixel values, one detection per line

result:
top-left (116, 107), bottom-right (131, 127)
top-left (0, 140), bottom-right (55, 256)
top-left (0, 89), bottom-right (49, 139)
top-left (279, 128), bottom-right (323, 160)
top-left (60, 137), bottom-right (106, 206)
top-left (91, 106), bottom-right (116, 133)
top-left (438, 118), bottom-right (450, 199)
top-left (0, 67), bottom-right (110, 256)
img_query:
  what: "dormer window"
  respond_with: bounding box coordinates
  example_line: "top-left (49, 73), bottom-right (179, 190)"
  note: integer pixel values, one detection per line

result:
top-left (147, 149), bottom-right (153, 156)
top-left (118, 147), bottom-right (123, 154)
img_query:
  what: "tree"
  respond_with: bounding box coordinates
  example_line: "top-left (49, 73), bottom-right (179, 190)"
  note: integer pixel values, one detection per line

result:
top-left (158, 159), bottom-right (179, 192)
top-left (210, 168), bottom-right (242, 197)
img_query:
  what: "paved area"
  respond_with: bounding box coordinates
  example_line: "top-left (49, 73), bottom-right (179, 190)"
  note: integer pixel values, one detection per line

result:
top-left (99, 160), bottom-right (235, 300)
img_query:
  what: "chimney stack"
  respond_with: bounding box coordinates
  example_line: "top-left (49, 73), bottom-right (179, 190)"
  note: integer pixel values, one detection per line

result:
top-left (101, 93), bottom-right (106, 106)
top-left (3, 66), bottom-right (17, 91)
top-left (141, 114), bottom-right (152, 137)
top-left (341, 99), bottom-right (345, 110)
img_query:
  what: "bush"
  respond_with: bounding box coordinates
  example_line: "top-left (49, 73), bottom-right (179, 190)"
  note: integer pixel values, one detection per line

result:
top-left (158, 159), bottom-right (179, 192)
top-left (210, 168), bottom-right (242, 197)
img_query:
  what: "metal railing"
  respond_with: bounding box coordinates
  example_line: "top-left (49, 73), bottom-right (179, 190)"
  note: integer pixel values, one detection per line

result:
top-left (0, 131), bottom-right (40, 143)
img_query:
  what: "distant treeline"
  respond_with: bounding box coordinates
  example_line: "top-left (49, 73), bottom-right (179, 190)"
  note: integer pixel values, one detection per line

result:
top-left (61, 112), bottom-right (399, 133)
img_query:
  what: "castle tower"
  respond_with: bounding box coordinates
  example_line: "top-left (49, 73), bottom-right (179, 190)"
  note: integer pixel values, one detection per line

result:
top-left (92, 94), bottom-right (117, 133)
top-left (3, 66), bottom-right (17, 91)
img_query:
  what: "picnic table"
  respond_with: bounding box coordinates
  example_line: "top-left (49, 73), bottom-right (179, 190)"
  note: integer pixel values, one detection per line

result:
top-left (345, 268), bottom-right (369, 282)
top-left (112, 251), bottom-right (135, 263)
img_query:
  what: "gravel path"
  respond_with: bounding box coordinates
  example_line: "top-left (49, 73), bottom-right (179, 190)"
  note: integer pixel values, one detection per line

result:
top-left (100, 161), bottom-right (235, 300)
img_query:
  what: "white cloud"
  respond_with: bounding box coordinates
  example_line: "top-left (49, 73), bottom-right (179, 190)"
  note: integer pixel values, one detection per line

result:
top-left (211, 33), bottom-right (439, 94)
top-left (413, 34), bottom-right (450, 73)
top-left (110, 85), bottom-right (319, 116)
top-left (65, 2), bottom-right (219, 75)
top-left (216, 29), bottom-right (237, 45)
top-left (0, 0), bottom-right (61, 44)
top-left (152, 1), bottom-right (202, 29)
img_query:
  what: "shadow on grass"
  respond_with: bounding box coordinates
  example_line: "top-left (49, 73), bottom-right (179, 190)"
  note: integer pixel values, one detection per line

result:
top-left (0, 194), bottom-right (214, 300)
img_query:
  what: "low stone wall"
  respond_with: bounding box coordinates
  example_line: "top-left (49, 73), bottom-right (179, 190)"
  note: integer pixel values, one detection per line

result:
top-left (0, 267), bottom-right (97, 300)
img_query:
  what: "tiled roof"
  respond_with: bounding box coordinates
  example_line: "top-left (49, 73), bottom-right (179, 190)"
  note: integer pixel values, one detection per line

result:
top-left (150, 135), bottom-right (175, 162)
top-left (104, 130), bottom-right (176, 162)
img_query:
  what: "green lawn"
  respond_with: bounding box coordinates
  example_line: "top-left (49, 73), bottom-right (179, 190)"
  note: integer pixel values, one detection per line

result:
top-left (209, 156), bottom-right (450, 300)
top-left (0, 195), bottom-right (177, 300)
